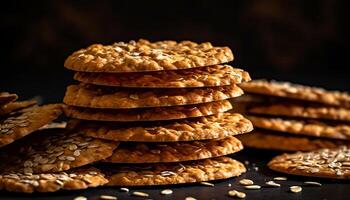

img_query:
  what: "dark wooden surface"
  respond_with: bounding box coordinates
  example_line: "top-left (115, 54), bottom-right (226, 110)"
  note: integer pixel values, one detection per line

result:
top-left (1, 149), bottom-right (349, 200)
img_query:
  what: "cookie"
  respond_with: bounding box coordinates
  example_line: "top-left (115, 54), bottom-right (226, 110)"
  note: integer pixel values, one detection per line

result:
top-left (248, 103), bottom-right (350, 121)
top-left (237, 130), bottom-right (349, 152)
top-left (0, 92), bottom-right (18, 106)
top-left (73, 65), bottom-right (251, 88)
top-left (104, 156), bottom-right (246, 186)
top-left (240, 80), bottom-right (350, 108)
top-left (0, 167), bottom-right (107, 193)
top-left (0, 104), bottom-right (63, 148)
top-left (64, 100), bottom-right (233, 122)
top-left (1, 130), bottom-right (118, 173)
top-left (83, 113), bottom-right (253, 142)
top-left (268, 146), bottom-right (350, 179)
top-left (64, 39), bottom-right (233, 73)
top-left (63, 84), bottom-right (243, 109)
top-left (0, 100), bottom-right (37, 116)
top-left (248, 116), bottom-right (350, 140)
top-left (104, 136), bottom-right (243, 163)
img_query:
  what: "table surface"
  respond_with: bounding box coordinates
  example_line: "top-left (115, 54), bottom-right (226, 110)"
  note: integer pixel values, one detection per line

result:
top-left (1, 148), bottom-right (349, 200)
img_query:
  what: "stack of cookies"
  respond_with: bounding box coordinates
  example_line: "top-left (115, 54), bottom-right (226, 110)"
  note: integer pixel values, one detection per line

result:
top-left (62, 39), bottom-right (253, 187)
top-left (235, 80), bottom-right (350, 152)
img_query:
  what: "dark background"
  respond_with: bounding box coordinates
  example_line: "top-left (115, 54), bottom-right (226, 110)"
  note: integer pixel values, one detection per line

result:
top-left (1, 0), bottom-right (349, 103)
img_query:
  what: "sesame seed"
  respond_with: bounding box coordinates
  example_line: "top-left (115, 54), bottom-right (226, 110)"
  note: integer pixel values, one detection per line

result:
top-left (290, 186), bottom-right (302, 193)
top-left (200, 182), bottom-right (214, 187)
top-left (100, 195), bottom-right (117, 200)
top-left (239, 179), bottom-right (254, 186)
top-left (132, 191), bottom-right (149, 197)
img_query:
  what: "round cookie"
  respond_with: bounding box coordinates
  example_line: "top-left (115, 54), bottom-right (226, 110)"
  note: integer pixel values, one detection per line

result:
top-left (64, 100), bottom-right (233, 122)
top-left (63, 84), bottom-right (243, 109)
top-left (240, 80), bottom-right (350, 108)
top-left (248, 103), bottom-right (350, 122)
top-left (1, 131), bottom-right (118, 174)
top-left (237, 130), bottom-right (349, 152)
top-left (0, 104), bottom-right (63, 148)
top-left (64, 39), bottom-right (234, 73)
top-left (0, 92), bottom-right (18, 106)
top-left (104, 136), bottom-right (243, 163)
top-left (83, 113), bottom-right (253, 142)
top-left (268, 146), bottom-right (350, 179)
top-left (248, 116), bottom-right (350, 140)
top-left (74, 65), bottom-right (251, 88)
top-left (0, 168), bottom-right (107, 193)
top-left (104, 156), bottom-right (246, 186)
top-left (0, 100), bottom-right (37, 116)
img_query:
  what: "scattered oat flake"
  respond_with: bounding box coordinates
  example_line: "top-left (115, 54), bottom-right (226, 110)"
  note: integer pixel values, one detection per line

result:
top-left (265, 181), bottom-right (280, 187)
top-left (244, 185), bottom-right (261, 190)
top-left (290, 186), bottom-right (302, 193)
top-left (160, 189), bottom-right (173, 195)
top-left (274, 177), bottom-right (287, 181)
top-left (304, 181), bottom-right (322, 186)
top-left (200, 181), bottom-right (214, 187)
top-left (100, 195), bottom-right (117, 200)
top-left (120, 187), bottom-right (129, 192)
top-left (239, 179), bottom-right (254, 185)
top-left (133, 191), bottom-right (149, 197)
top-left (74, 196), bottom-right (87, 200)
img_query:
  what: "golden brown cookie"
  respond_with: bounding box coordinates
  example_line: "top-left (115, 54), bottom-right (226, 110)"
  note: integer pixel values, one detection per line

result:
top-left (1, 131), bottom-right (118, 173)
top-left (74, 65), bottom-right (250, 88)
top-left (248, 116), bottom-right (350, 140)
top-left (64, 100), bottom-right (233, 122)
top-left (84, 113), bottom-right (253, 142)
top-left (248, 103), bottom-right (350, 122)
top-left (0, 92), bottom-right (18, 106)
top-left (237, 130), bottom-right (349, 151)
top-left (104, 136), bottom-right (243, 163)
top-left (0, 104), bottom-right (63, 148)
top-left (0, 168), bottom-right (107, 193)
top-left (268, 146), bottom-right (350, 179)
top-left (240, 80), bottom-right (350, 108)
top-left (64, 39), bottom-right (233, 73)
top-left (0, 100), bottom-right (37, 116)
top-left (63, 84), bottom-right (243, 109)
top-left (104, 156), bottom-right (246, 186)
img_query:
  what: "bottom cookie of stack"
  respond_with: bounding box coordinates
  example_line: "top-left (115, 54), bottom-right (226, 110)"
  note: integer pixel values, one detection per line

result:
top-left (103, 156), bottom-right (246, 186)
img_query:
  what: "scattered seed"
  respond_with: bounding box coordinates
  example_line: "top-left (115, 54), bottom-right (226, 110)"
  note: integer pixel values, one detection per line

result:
top-left (265, 181), bottom-right (280, 187)
top-left (290, 186), bottom-right (302, 193)
top-left (228, 183), bottom-right (232, 187)
top-left (244, 185), bottom-right (261, 190)
top-left (133, 191), bottom-right (149, 197)
top-left (120, 187), bottom-right (129, 192)
top-left (200, 181), bottom-right (214, 187)
top-left (160, 189), bottom-right (173, 195)
top-left (100, 195), bottom-right (117, 200)
top-left (228, 190), bottom-right (246, 198)
top-left (304, 181), bottom-right (322, 186)
top-left (228, 190), bottom-right (237, 197)
top-left (239, 179), bottom-right (254, 186)
top-left (274, 177), bottom-right (287, 181)
top-left (253, 167), bottom-right (259, 171)
top-left (185, 197), bottom-right (197, 200)
top-left (74, 196), bottom-right (87, 200)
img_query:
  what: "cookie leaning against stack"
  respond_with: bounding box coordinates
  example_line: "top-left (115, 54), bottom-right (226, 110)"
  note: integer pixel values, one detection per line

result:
top-left (235, 80), bottom-right (350, 152)
top-left (62, 39), bottom-right (253, 187)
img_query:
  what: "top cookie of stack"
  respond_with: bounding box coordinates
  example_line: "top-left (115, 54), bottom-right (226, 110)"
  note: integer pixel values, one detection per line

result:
top-left (236, 80), bottom-right (350, 152)
top-left (62, 39), bottom-right (253, 187)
